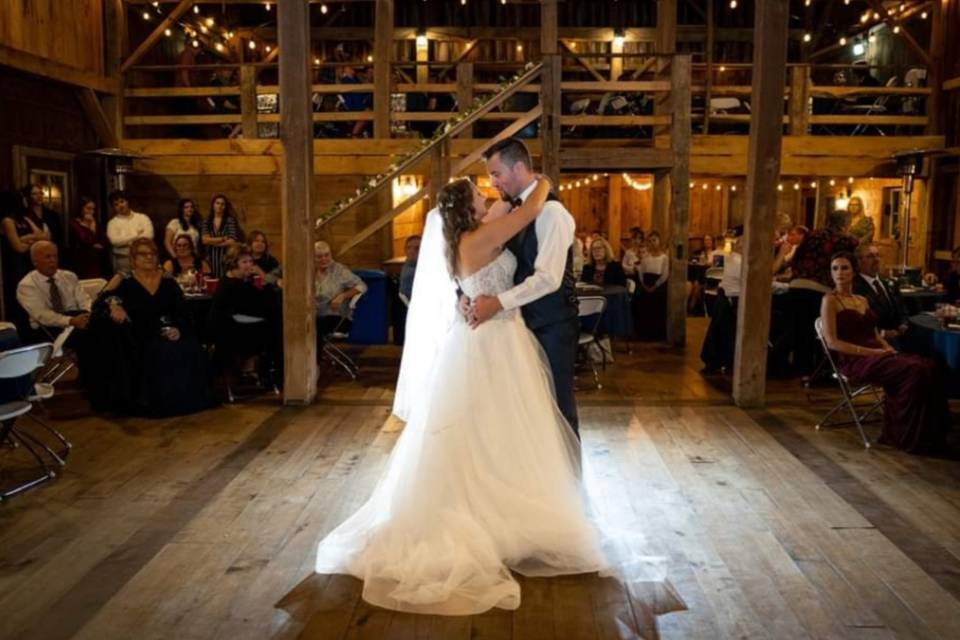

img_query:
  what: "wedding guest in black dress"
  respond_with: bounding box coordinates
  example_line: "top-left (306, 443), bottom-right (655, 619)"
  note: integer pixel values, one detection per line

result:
top-left (634, 231), bottom-right (670, 341)
top-left (207, 243), bottom-right (281, 384)
top-left (163, 235), bottom-right (211, 276)
top-left (1, 188), bottom-right (50, 325)
top-left (69, 196), bottom-right (111, 279)
top-left (88, 238), bottom-right (215, 416)
top-left (820, 252), bottom-right (950, 453)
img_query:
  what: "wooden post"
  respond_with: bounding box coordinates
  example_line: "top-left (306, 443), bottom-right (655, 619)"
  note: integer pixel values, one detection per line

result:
top-left (703, 0), bottom-right (714, 134)
top-left (540, 0), bottom-right (561, 185)
top-left (456, 62), bottom-right (474, 138)
top-left (373, 0), bottom-right (393, 139)
top-left (102, 0), bottom-right (126, 143)
top-left (788, 65), bottom-right (810, 136)
top-left (240, 64), bottom-right (259, 139)
top-left (120, 0), bottom-right (194, 72)
top-left (666, 55), bottom-right (691, 348)
top-left (430, 138), bottom-right (450, 205)
top-left (416, 38), bottom-right (429, 86)
top-left (279, 0), bottom-right (317, 404)
top-left (654, 0), bottom-right (677, 136)
top-left (610, 37), bottom-right (624, 82)
top-left (652, 172), bottom-right (670, 235)
top-left (732, 0), bottom-right (790, 408)
top-left (926, 0), bottom-right (944, 135)
top-left (607, 174), bottom-right (622, 256)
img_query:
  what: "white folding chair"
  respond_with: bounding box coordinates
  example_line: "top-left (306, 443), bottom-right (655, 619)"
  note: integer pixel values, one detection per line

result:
top-left (79, 278), bottom-right (108, 300)
top-left (812, 318), bottom-right (883, 448)
top-left (0, 343), bottom-right (71, 501)
top-left (577, 296), bottom-right (608, 390)
top-left (321, 292), bottom-right (364, 379)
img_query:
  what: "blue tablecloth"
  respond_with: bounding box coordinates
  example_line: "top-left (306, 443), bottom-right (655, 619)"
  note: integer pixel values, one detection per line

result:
top-left (906, 314), bottom-right (960, 370)
top-left (579, 285), bottom-right (633, 338)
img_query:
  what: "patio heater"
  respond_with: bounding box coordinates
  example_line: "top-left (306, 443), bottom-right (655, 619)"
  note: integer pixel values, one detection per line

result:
top-left (893, 149), bottom-right (933, 278)
top-left (86, 147), bottom-right (144, 191)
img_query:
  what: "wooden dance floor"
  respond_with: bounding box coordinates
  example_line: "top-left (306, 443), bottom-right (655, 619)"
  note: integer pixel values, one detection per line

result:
top-left (2, 320), bottom-right (960, 639)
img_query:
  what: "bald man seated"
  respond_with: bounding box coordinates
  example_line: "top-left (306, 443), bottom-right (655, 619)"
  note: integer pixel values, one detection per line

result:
top-left (16, 240), bottom-right (92, 343)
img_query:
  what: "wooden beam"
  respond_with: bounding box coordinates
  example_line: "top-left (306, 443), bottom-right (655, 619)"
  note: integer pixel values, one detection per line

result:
top-left (926, 0), bottom-right (944, 135)
top-left (120, 0), bottom-right (194, 73)
top-left (732, 0), bottom-right (789, 408)
top-left (666, 55), bottom-right (691, 348)
top-left (429, 138), bottom-right (450, 205)
top-left (652, 174), bottom-right (670, 236)
top-left (75, 88), bottom-right (118, 148)
top-left (453, 107), bottom-right (543, 175)
top-left (102, 0), bottom-right (126, 142)
top-left (373, 0), bottom-right (393, 139)
top-left (943, 77), bottom-right (960, 92)
top-left (415, 39), bottom-right (429, 86)
top-left (788, 65), bottom-right (810, 135)
top-left (559, 40), bottom-right (606, 82)
top-left (607, 174), bottom-right (623, 255)
top-left (559, 115), bottom-right (672, 126)
top-left (278, 0), bottom-right (317, 404)
top-left (808, 1), bottom-right (932, 60)
top-left (558, 147), bottom-right (673, 170)
top-left (654, 0), bottom-right (677, 138)
top-left (0, 43), bottom-right (115, 94)
top-left (437, 40), bottom-right (478, 82)
top-left (456, 63), bottom-right (474, 138)
top-left (610, 37), bottom-right (624, 82)
top-left (541, 0), bottom-right (561, 185)
top-left (703, 0), bottom-right (714, 134)
top-left (338, 187), bottom-right (430, 257)
top-left (240, 65), bottom-right (258, 139)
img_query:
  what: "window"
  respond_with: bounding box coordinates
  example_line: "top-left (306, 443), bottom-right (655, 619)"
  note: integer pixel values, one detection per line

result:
top-left (881, 187), bottom-right (902, 239)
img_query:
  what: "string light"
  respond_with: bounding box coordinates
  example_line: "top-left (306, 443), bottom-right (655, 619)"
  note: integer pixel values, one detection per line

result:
top-left (200, 25), bottom-right (208, 34)
top-left (793, 183), bottom-right (800, 191)
top-left (730, 185), bottom-right (737, 192)
top-left (848, 177), bottom-right (855, 184)
top-left (265, 45), bottom-right (272, 52)
top-left (921, 11), bottom-right (928, 19)
top-left (810, 181), bottom-right (817, 188)
top-left (892, 25), bottom-right (901, 34)
top-left (622, 173), bottom-right (651, 191)
top-left (777, 184), bottom-right (784, 191)
top-left (829, 179), bottom-right (836, 186)
top-left (715, 184), bottom-right (722, 191)
top-left (248, 40), bottom-right (257, 50)
top-left (205, 17), bottom-right (215, 27)
top-left (689, 182), bottom-right (695, 188)
top-left (192, 39), bottom-right (200, 48)
top-left (868, 34), bottom-right (876, 44)
top-left (702, 183), bottom-right (708, 190)
top-left (314, 57), bottom-right (321, 65)
top-left (321, 4), bottom-right (328, 14)
top-left (803, 33), bottom-right (811, 43)
top-left (194, 5), bottom-right (200, 14)
top-left (142, 11), bottom-right (151, 20)
top-left (839, 37), bottom-right (847, 46)
top-left (729, 0), bottom-right (737, 8)
top-left (366, 54), bottom-right (373, 62)
top-left (214, 42), bottom-right (224, 52)
top-left (804, 0), bottom-right (810, 6)
top-left (164, 28), bottom-right (172, 37)
top-left (719, 65), bottom-right (726, 72)
top-left (265, 2), bottom-right (271, 10)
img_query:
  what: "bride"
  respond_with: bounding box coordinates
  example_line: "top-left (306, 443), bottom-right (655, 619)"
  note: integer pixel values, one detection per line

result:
top-left (314, 176), bottom-right (668, 616)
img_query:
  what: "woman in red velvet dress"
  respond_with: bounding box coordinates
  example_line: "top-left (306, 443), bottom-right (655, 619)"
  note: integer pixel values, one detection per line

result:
top-left (820, 252), bottom-right (950, 453)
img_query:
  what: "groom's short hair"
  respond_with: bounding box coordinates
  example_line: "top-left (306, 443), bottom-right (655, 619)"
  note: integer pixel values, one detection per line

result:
top-left (482, 138), bottom-right (532, 170)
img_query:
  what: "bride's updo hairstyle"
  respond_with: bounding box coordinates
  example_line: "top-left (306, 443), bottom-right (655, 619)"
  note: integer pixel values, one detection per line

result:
top-left (438, 178), bottom-right (479, 276)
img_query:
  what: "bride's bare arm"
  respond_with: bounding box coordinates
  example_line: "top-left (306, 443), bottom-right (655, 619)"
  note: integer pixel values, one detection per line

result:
top-left (461, 178), bottom-right (550, 258)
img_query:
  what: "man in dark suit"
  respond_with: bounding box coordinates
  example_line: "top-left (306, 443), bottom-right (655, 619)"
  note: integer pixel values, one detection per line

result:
top-left (853, 243), bottom-right (908, 343)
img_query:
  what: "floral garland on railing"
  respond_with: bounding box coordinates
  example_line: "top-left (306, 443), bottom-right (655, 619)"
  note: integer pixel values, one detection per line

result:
top-left (316, 62), bottom-right (538, 228)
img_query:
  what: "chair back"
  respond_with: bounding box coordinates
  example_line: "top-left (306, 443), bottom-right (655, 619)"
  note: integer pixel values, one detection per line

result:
top-left (79, 278), bottom-right (108, 300)
top-left (52, 326), bottom-right (75, 357)
top-left (578, 295), bottom-right (607, 338)
top-left (813, 318), bottom-right (846, 382)
top-left (0, 343), bottom-right (53, 380)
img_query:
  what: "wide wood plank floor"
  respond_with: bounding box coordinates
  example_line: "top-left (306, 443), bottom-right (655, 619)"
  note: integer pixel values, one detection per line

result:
top-left (2, 318), bottom-right (959, 639)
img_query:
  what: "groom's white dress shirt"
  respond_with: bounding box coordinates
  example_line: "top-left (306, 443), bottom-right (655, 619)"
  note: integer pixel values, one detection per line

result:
top-left (496, 179), bottom-right (576, 312)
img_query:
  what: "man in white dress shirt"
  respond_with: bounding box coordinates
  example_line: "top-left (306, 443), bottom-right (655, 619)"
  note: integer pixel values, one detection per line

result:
top-left (468, 138), bottom-right (581, 434)
top-left (16, 241), bottom-right (92, 344)
top-left (106, 190), bottom-right (154, 274)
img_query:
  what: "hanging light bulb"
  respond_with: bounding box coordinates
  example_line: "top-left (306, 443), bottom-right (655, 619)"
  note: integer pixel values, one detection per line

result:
top-left (164, 28), bottom-right (172, 37)
top-left (265, 45), bottom-right (272, 52)
top-left (702, 183), bottom-right (708, 190)
top-left (715, 184), bottom-right (722, 191)
top-left (689, 182), bottom-right (695, 188)
top-left (613, 30), bottom-right (625, 48)
top-left (730, 185), bottom-right (737, 192)
top-left (200, 25), bottom-right (208, 34)
top-left (793, 183), bottom-right (800, 191)
top-left (366, 54), bottom-right (373, 62)
top-left (142, 11), bottom-right (150, 20)
top-left (893, 25), bottom-right (901, 34)
top-left (848, 177), bottom-right (855, 184)
top-left (192, 39), bottom-right (200, 48)
top-left (206, 17), bottom-right (215, 27)
top-left (313, 57), bottom-right (320, 65)
top-left (516, 43), bottom-right (523, 52)
top-left (853, 41), bottom-right (865, 55)
top-left (804, 0), bottom-right (810, 6)
top-left (194, 5), bottom-right (200, 15)
top-left (321, 4), bottom-right (328, 14)
top-left (777, 184), bottom-right (784, 191)
top-left (719, 65), bottom-right (726, 72)
top-left (803, 33), bottom-right (811, 43)
top-left (416, 32), bottom-right (428, 47)
top-left (248, 40), bottom-right (257, 50)
top-left (860, 13), bottom-right (869, 23)
top-left (921, 11), bottom-right (928, 19)
top-left (810, 181), bottom-right (817, 189)
top-left (839, 37), bottom-right (847, 46)
top-left (829, 179), bottom-right (836, 186)
top-left (729, 0), bottom-right (737, 8)
top-left (226, 31), bottom-right (234, 40)
top-left (265, 2), bottom-right (271, 11)
top-left (215, 42), bottom-right (224, 52)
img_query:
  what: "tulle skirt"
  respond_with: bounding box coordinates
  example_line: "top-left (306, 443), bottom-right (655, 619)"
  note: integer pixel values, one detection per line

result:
top-left (315, 314), bottom-right (665, 615)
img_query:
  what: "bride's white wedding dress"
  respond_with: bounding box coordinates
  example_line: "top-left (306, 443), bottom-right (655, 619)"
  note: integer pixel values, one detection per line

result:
top-left (315, 250), bottom-right (666, 616)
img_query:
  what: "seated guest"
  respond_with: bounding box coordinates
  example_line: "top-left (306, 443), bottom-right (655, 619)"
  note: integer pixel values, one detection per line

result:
top-left (248, 230), bottom-right (280, 277)
top-left (87, 238), bottom-right (214, 416)
top-left (163, 199), bottom-right (202, 260)
top-left (106, 190), bottom-right (154, 274)
top-left (634, 231), bottom-right (669, 341)
top-left (700, 236), bottom-right (743, 372)
top-left (16, 241), bottom-right (92, 345)
top-left (772, 225), bottom-right (808, 280)
top-left (70, 196), bottom-right (111, 279)
top-left (581, 238), bottom-right (627, 287)
top-left (2, 189), bottom-right (50, 326)
top-left (820, 252), bottom-right (949, 453)
top-left (207, 244), bottom-right (281, 384)
top-left (853, 243), bottom-right (908, 343)
top-left (399, 235), bottom-right (421, 302)
top-left (788, 210), bottom-right (858, 373)
top-left (314, 240), bottom-right (367, 338)
top-left (163, 235), bottom-right (211, 277)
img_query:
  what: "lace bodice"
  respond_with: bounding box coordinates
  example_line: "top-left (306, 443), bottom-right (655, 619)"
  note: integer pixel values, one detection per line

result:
top-left (458, 251), bottom-right (519, 321)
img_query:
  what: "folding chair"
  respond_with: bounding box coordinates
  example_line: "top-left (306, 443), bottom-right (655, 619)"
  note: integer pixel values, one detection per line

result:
top-left (849, 76), bottom-right (898, 136)
top-left (0, 343), bottom-right (71, 501)
top-left (812, 318), bottom-right (883, 448)
top-left (221, 314), bottom-right (280, 403)
top-left (320, 292), bottom-right (364, 379)
top-left (577, 296), bottom-right (608, 390)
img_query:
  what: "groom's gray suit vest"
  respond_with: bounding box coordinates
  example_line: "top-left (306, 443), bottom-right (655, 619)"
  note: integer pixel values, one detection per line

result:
top-left (505, 193), bottom-right (578, 331)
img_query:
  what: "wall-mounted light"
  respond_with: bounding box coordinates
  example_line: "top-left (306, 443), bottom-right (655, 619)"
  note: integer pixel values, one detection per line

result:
top-left (416, 30), bottom-right (428, 47)
top-left (613, 30), bottom-right (625, 48)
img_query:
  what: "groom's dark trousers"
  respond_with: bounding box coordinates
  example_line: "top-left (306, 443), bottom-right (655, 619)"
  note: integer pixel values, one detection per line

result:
top-left (531, 318), bottom-right (580, 436)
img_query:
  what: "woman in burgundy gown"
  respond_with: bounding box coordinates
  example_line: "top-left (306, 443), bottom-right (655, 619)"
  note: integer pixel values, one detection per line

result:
top-left (70, 196), bottom-right (111, 279)
top-left (820, 252), bottom-right (950, 453)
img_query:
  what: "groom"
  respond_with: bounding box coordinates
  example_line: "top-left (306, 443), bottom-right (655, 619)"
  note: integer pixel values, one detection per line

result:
top-left (468, 138), bottom-right (580, 435)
